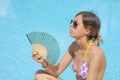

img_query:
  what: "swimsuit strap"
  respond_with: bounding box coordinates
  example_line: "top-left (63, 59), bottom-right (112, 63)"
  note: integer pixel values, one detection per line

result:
top-left (84, 40), bottom-right (95, 60)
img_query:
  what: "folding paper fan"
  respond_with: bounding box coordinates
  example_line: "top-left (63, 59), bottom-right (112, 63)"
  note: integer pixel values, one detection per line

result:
top-left (26, 31), bottom-right (60, 65)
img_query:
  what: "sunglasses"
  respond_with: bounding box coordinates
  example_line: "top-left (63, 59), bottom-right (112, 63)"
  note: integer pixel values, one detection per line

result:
top-left (70, 19), bottom-right (78, 29)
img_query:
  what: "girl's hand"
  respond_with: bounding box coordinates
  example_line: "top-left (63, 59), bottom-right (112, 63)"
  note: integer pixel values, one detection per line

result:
top-left (32, 50), bottom-right (48, 67)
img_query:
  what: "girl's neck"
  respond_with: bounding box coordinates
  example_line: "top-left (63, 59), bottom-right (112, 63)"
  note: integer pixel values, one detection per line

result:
top-left (76, 38), bottom-right (89, 50)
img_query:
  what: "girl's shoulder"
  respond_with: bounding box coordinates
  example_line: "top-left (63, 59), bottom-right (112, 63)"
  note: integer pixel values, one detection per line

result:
top-left (90, 45), bottom-right (105, 61)
top-left (68, 41), bottom-right (78, 57)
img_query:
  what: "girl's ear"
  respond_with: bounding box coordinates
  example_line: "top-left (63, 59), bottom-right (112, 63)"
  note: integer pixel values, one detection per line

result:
top-left (85, 28), bottom-right (90, 35)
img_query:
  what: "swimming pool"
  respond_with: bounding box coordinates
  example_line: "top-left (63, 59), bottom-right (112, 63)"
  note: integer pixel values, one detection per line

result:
top-left (0, 0), bottom-right (120, 80)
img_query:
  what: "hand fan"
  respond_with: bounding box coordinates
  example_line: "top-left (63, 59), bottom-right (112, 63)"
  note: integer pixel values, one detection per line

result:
top-left (26, 31), bottom-right (60, 65)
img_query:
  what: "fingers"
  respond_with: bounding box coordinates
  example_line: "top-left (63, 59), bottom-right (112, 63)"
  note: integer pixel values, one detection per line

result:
top-left (32, 51), bottom-right (39, 57)
top-left (33, 53), bottom-right (41, 61)
top-left (32, 51), bottom-right (44, 63)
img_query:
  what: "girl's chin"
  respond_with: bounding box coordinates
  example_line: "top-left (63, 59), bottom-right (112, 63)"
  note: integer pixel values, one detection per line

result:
top-left (70, 34), bottom-right (78, 40)
top-left (70, 34), bottom-right (75, 38)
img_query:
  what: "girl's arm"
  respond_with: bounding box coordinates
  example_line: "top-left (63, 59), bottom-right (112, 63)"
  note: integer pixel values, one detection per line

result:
top-left (33, 41), bottom-right (76, 77)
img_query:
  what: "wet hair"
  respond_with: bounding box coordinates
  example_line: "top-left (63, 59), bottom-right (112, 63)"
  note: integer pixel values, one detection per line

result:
top-left (75, 11), bottom-right (103, 46)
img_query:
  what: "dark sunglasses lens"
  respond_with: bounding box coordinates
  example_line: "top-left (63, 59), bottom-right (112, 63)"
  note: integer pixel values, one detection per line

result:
top-left (73, 21), bottom-right (77, 28)
top-left (70, 19), bottom-right (78, 29)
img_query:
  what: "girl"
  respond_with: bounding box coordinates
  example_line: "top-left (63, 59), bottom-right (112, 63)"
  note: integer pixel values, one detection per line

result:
top-left (32, 11), bottom-right (106, 80)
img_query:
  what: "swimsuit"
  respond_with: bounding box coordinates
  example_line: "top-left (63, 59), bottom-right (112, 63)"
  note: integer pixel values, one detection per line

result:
top-left (72, 40), bottom-right (94, 79)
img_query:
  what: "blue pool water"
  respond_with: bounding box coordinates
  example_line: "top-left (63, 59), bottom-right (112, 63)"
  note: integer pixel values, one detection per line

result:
top-left (0, 0), bottom-right (120, 80)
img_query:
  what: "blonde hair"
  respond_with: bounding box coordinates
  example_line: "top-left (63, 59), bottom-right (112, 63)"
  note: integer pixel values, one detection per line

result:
top-left (96, 35), bottom-right (103, 46)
